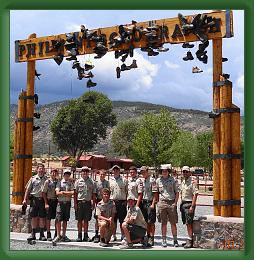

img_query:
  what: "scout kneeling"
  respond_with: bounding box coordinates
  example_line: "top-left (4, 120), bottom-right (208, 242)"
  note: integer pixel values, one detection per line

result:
top-left (120, 198), bottom-right (147, 249)
top-left (96, 188), bottom-right (116, 247)
top-left (180, 166), bottom-right (199, 248)
top-left (52, 169), bottom-right (74, 245)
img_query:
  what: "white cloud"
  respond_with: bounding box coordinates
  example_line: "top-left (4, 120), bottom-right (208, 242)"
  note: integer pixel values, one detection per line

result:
top-left (65, 24), bottom-right (84, 32)
top-left (237, 74), bottom-right (244, 89)
top-left (164, 60), bottom-right (180, 69)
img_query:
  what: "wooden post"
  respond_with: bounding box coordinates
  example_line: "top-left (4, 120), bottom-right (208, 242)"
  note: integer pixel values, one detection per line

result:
top-left (231, 104), bottom-right (241, 217)
top-left (23, 33), bottom-right (36, 190)
top-left (220, 76), bottom-right (232, 217)
top-left (212, 39), bottom-right (222, 216)
top-left (12, 90), bottom-right (26, 204)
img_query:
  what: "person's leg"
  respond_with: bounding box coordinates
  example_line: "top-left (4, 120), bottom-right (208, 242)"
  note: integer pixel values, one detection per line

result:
top-left (62, 221), bottom-right (67, 237)
top-left (56, 221), bottom-right (61, 237)
top-left (121, 222), bottom-right (131, 243)
top-left (161, 223), bottom-right (167, 237)
top-left (186, 223), bottom-right (193, 239)
top-left (76, 220), bottom-right (82, 241)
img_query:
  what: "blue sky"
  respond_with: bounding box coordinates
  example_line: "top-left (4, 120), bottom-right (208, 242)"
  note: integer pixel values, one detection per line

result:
top-left (10, 10), bottom-right (244, 113)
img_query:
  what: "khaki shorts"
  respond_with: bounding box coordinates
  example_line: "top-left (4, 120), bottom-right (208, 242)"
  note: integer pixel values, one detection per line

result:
top-left (157, 200), bottom-right (178, 224)
top-left (98, 220), bottom-right (114, 243)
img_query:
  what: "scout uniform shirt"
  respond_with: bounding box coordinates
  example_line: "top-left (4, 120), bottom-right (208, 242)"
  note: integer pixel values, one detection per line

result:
top-left (127, 177), bottom-right (143, 200)
top-left (96, 200), bottom-right (116, 218)
top-left (180, 176), bottom-right (198, 202)
top-left (56, 178), bottom-right (74, 202)
top-left (109, 176), bottom-right (128, 200)
top-left (125, 206), bottom-right (147, 229)
top-left (74, 176), bottom-right (96, 201)
top-left (26, 174), bottom-right (48, 198)
top-left (156, 176), bottom-right (180, 201)
top-left (43, 178), bottom-right (58, 200)
top-left (143, 176), bottom-right (157, 201)
top-left (95, 179), bottom-right (110, 200)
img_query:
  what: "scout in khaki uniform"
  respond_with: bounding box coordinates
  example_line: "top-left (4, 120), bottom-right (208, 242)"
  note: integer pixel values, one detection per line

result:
top-left (52, 169), bottom-right (74, 245)
top-left (74, 166), bottom-right (96, 242)
top-left (180, 166), bottom-right (199, 248)
top-left (22, 163), bottom-right (48, 242)
top-left (120, 198), bottom-right (147, 249)
top-left (42, 168), bottom-right (59, 241)
top-left (156, 164), bottom-right (180, 247)
top-left (139, 166), bottom-right (158, 246)
top-left (127, 166), bottom-right (143, 206)
top-left (93, 169), bottom-right (110, 243)
top-left (96, 188), bottom-right (116, 247)
top-left (109, 165), bottom-right (128, 241)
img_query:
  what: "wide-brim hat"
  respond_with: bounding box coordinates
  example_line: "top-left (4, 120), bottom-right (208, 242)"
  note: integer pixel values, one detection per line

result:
top-left (160, 164), bottom-right (172, 170)
top-left (81, 166), bottom-right (91, 172)
top-left (182, 166), bottom-right (190, 172)
top-left (63, 169), bottom-right (72, 175)
top-left (111, 165), bottom-right (121, 171)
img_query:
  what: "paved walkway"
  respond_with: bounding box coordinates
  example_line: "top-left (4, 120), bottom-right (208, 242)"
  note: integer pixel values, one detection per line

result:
top-left (10, 230), bottom-right (201, 250)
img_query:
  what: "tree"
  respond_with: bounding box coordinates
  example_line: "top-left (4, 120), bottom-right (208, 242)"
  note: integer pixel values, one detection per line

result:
top-left (132, 109), bottom-right (179, 169)
top-left (170, 131), bottom-right (197, 167)
top-left (195, 131), bottom-right (213, 172)
top-left (51, 91), bottom-right (116, 160)
top-left (111, 119), bottom-right (140, 157)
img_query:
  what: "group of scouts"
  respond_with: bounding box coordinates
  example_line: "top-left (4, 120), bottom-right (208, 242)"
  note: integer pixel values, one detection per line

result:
top-left (22, 163), bottom-right (198, 249)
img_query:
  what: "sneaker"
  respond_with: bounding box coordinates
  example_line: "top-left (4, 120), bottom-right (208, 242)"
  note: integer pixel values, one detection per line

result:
top-left (93, 235), bottom-right (100, 243)
top-left (119, 243), bottom-right (133, 249)
top-left (184, 239), bottom-right (193, 249)
top-left (61, 236), bottom-right (71, 242)
top-left (111, 235), bottom-right (117, 242)
top-left (174, 240), bottom-right (179, 247)
top-left (39, 236), bottom-right (47, 241)
top-left (52, 236), bottom-right (61, 246)
top-left (162, 239), bottom-right (167, 247)
top-left (183, 51), bottom-right (194, 61)
top-left (192, 66), bottom-right (203, 73)
top-left (99, 241), bottom-right (108, 247)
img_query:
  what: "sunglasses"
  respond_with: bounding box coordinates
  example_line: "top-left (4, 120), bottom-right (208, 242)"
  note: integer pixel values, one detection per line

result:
top-left (183, 170), bottom-right (189, 173)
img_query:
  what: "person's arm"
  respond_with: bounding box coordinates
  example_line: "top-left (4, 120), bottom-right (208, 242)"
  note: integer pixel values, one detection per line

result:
top-left (22, 178), bottom-right (32, 205)
top-left (136, 179), bottom-right (143, 207)
top-left (189, 183), bottom-right (199, 213)
top-left (151, 192), bottom-right (158, 208)
top-left (173, 192), bottom-right (179, 207)
top-left (136, 193), bottom-right (142, 208)
top-left (42, 180), bottom-right (49, 209)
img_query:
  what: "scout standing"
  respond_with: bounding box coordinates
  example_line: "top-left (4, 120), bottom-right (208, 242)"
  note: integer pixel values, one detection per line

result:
top-left (96, 188), bottom-right (116, 247)
top-left (139, 166), bottom-right (158, 246)
top-left (74, 166), bottom-right (96, 242)
top-left (42, 168), bottom-right (59, 241)
top-left (120, 198), bottom-right (147, 249)
top-left (156, 164), bottom-right (180, 247)
top-left (127, 166), bottom-right (143, 207)
top-left (109, 165), bottom-right (128, 241)
top-left (22, 163), bottom-right (48, 242)
top-left (93, 169), bottom-right (110, 243)
top-left (180, 166), bottom-right (199, 248)
top-left (53, 169), bottom-right (74, 244)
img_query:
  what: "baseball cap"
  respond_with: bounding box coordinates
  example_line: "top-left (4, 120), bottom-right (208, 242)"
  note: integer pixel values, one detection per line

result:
top-left (182, 166), bottom-right (190, 172)
top-left (111, 165), bottom-right (121, 171)
top-left (81, 166), bottom-right (91, 172)
top-left (63, 169), bottom-right (72, 175)
top-left (160, 164), bottom-right (172, 170)
top-left (140, 166), bottom-right (149, 171)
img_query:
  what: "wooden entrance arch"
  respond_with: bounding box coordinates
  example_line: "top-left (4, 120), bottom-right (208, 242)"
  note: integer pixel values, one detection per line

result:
top-left (12, 10), bottom-right (241, 217)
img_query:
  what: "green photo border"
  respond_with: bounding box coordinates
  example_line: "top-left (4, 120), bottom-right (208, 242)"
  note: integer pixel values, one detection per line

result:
top-left (0, 0), bottom-right (252, 259)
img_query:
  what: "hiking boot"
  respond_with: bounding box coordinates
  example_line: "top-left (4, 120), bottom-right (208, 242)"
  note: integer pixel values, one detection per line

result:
top-left (222, 57), bottom-right (228, 62)
top-left (192, 66), bottom-right (203, 73)
top-left (76, 234), bottom-right (82, 242)
top-left (184, 239), bottom-right (193, 249)
top-left (174, 240), bottom-right (179, 247)
top-left (66, 55), bottom-right (77, 61)
top-left (141, 236), bottom-right (150, 247)
top-left (39, 236), bottom-right (47, 241)
top-left (33, 126), bottom-right (40, 131)
top-left (87, 79), bottom-right (97, 88)
top-left (65, 33), bottom-right (74, 42)
top-left (161, 238), bottom-right (167, 247)
top-left (83, 234), bottom-right (92, 242)
top-left (121, 53), bottom-right (129, 62)
top-left (85, 62), bottom-right (95, 71)
top-left (93, 235), bottom-right (100, 243)
top-left (119, 243), bottom-right (133, 249)
top-left (129, 59), bottom-right (138, 69)
top-left (46, 232), bottom-right (52, 241)
top-left (116, 66), bottom-right (121, 78)
top-left (198, 40), bottom-right (209, 51)
top-left (182, 43), bottom-right (195, 48)
top-left (121, 63), bottom-right (131, 71)
top-left (178, 13), bottom-right (188, 26)
top-left (27, 234), bottom-right (36, 242)
top-left (61, 236), bottom-right (71, 242)
top-left (53, 54), bottom-right (64, 65)
top-left (72, 61), bottom-right (80, 70)
top-left (147, 49), bottom-right (159, 56)
top-left (183, 51), bottom-right (194, 61)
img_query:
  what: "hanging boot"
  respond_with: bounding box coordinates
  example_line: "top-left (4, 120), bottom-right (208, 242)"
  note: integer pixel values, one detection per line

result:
top-left (129, 59), bottom-right (138, 69)
top-left (183, 51), bottom-right (194, 61)
top-left (66, 55), bottom-right (77, 61)
top-left (192, 66), bottom-right (203, 73)
top-left (34, 94), bottom-right (39, 105)
top-left (121, 53), bottom-right (129, 62)
top-left (120, 63), bottom-right (131, 71)
top-left (84, 61), bottom-right (95, 71)
top-left (87, 79), bottom-right (97, 88)
top-left (35, 70), bottom-right (41, 80)
top-left (33, 112), bottom-right (41, 119)
top-left (222, 73), bottom-right (230, 79)
top-left (53, 54), bottom-right (64, 65)
top-left (72, 61), bottom-right (80, 70)
top-left (157, 46), bottom-right (169, 52)
top-left (39, 228), bottom-right (47, 241)
top-left (147, 49), bottom-right (159, 56)
top-left (222, 57), bottom-right (228, 62)
top-left (116, 67), bottom-right (121, 78)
